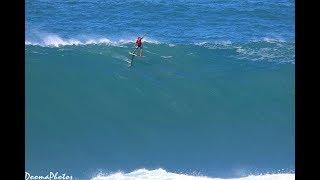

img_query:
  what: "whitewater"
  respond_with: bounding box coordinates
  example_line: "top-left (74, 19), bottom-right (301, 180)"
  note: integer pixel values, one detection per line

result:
top-left (91, 169), bottom-right (294, 180)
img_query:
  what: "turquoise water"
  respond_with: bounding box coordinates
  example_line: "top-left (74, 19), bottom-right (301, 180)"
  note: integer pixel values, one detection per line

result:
top-left (26, 0), bottom-right (295, 179)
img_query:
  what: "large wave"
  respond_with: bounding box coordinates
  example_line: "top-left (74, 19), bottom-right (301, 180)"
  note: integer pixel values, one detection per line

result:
top-left (90, 168), bottom-right (294, 180)
top-left (25, 34), bottom-right (294, 64)
top-left (25, 34), bottom-right (161, 47)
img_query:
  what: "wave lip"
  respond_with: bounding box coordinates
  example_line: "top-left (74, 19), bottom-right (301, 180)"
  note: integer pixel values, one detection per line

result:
top-left (90, 168), bottom-right (295, 180)
top-left (43, 35), bottom-right (82, 46)
top-left (25, 34), bottom-right (161, 47)
top-left (26, 35), bottom-right (125, 47)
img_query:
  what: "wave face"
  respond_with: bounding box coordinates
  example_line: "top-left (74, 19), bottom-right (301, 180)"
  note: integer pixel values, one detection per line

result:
top-left (26, 0), bottom-right (294, 179)
top-left (91, 169), bottom-right (294, 180)
top-left (25, 42), bottom-right (295, 179)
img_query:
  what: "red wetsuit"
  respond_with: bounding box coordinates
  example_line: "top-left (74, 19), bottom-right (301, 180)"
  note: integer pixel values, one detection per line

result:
top-left (136, 37), bottom-right (142, 47)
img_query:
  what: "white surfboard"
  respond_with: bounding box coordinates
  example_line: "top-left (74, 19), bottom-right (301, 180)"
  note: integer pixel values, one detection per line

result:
top-left (129, 52), bottom-right (137, 56)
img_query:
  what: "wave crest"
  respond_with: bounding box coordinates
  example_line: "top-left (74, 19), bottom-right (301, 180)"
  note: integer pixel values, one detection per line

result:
top-left (25, 34), bottom-right (160, 47)
top-left (25, 35), bottom-right (294, 64)
top-left (194, 39), bottom-right (294, 63)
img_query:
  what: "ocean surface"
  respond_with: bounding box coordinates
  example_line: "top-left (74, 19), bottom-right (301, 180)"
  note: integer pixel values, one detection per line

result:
top-left (25, 0), bottom-right (295, 179)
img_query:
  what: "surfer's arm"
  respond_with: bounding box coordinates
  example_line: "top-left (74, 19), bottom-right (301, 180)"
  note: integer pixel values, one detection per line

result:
top-left (141, 33), bottom-right (147, 39)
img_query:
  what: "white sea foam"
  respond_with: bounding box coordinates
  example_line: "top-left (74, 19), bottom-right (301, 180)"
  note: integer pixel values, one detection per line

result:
top-left (161, 56), bottom-right (173, 59)
top-left (235, 43), bottom-right (294, 63)
top-left (195, 41), bottom-right (209, 46)
top-left (193, 38), bottom-right (294, 63)
top-left (25, 34), bottom-right (160, 47)
top-left (261, 37), bottom-right (286, 43)
top-left (195, 40), bottom-right (233, 49)
top-left (90, 168), bottom-right (295, 180)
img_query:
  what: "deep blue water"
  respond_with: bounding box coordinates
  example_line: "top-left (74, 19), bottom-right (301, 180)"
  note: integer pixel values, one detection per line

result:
top-left (25, 0), bottom-right (295, 179)
top-left (26, 0), bottom-right (294, 44)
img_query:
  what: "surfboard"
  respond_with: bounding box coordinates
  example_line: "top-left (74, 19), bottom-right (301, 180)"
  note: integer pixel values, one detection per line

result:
top-left (129, 52), bottom-right (145, 57)
top-left (129, 52), bottom-right (137, 56)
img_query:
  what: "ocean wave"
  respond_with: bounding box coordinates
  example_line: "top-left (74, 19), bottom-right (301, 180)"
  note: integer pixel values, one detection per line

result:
top-left (90, 168), bottom-right (294, 180)
top-left (25, 35), bottom-right (294, 64)
top-left (235, 39), bottom-right (294, 63)
top-left (194, 38), bottom-right (294, 63)
top-left (25, 34), bottom-right (292, 48)
top-left (25, 34), bottom-right (160, 47)
top-left (194, 38), bottom-right (289, 47)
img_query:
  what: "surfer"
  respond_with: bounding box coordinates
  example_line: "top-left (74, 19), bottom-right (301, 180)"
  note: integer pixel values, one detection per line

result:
top-left (131, 33), bottom-right (147, 56)
top-left (132, 36), bottom-right (143, 56)
top-left (129, 34), bottom-right (147, 66)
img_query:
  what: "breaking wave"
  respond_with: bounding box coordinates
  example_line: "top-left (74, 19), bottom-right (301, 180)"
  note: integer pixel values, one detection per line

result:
top-left (90, 168), bottom-right (295, 180)
top-left (25, 34), bottom-right (294, 64)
